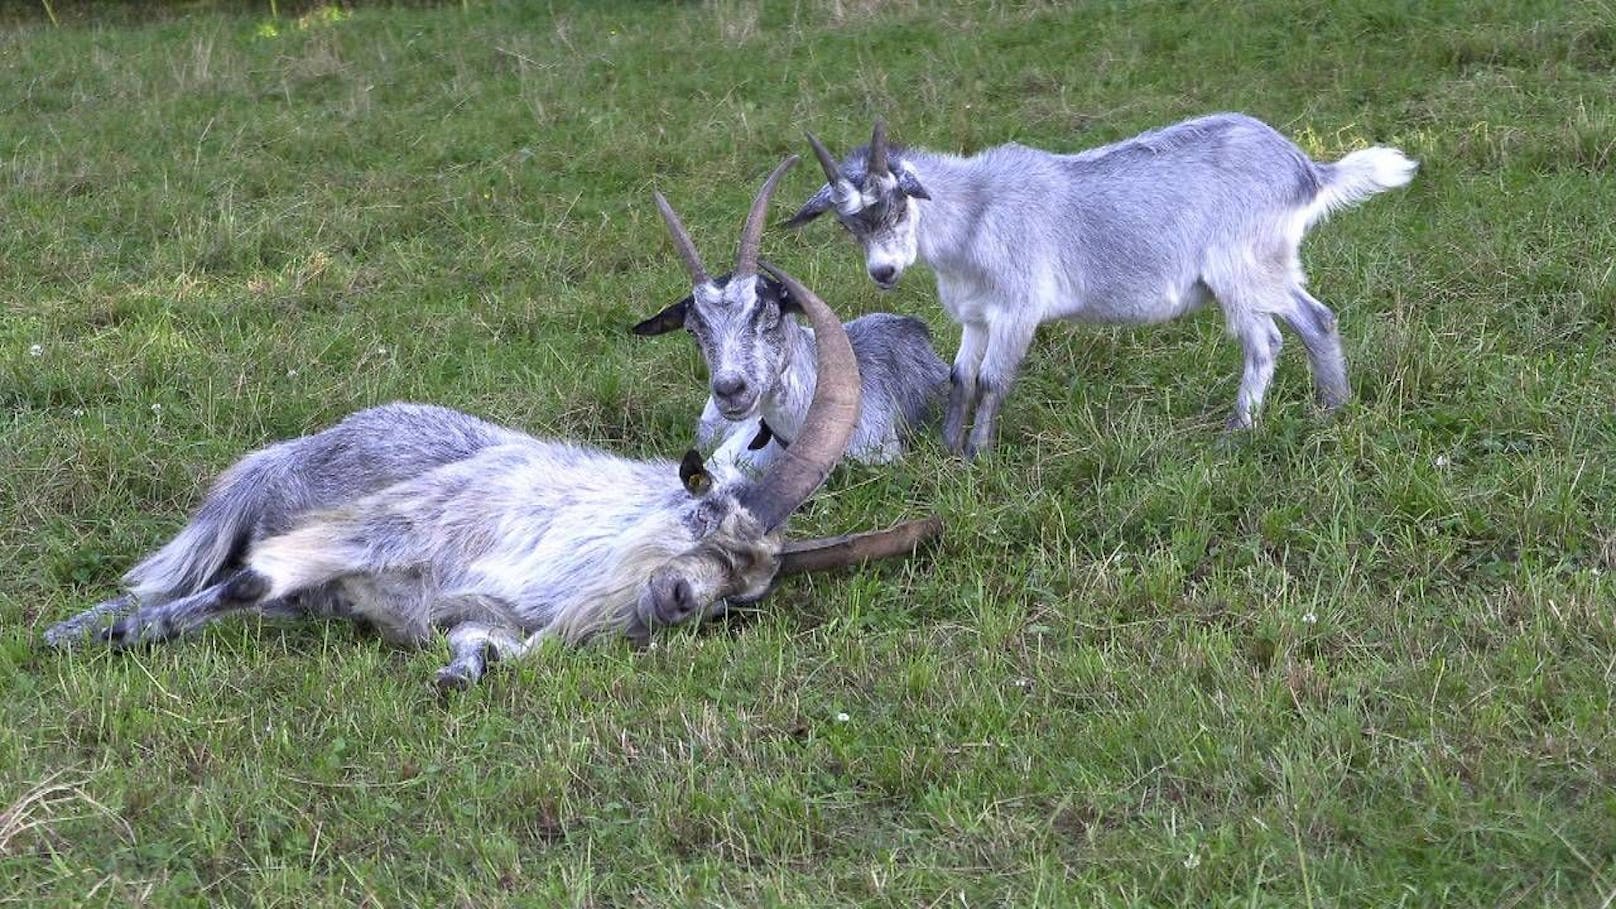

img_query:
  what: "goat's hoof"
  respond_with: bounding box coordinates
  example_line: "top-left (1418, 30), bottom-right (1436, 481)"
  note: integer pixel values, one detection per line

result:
top-left (1223, 413), bottom-right (1255, 433)
top-left (433, 666), bottom-right (477, 692)
top-left (96, 622), bottom-right (134, 649)
top-left (42, 622), bottom-right (91, 650)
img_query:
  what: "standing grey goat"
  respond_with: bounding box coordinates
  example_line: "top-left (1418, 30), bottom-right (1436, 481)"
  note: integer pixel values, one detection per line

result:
top-left (44, 255), bottom-right (939, 688)
top-left (634, 157), bottom-right (949, 466)
top-left (787, 114), bottom-right (1418, 456)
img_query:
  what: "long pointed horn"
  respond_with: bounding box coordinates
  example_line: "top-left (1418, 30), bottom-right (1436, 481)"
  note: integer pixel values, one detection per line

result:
top-left (653, 190), bottom-right (709, 286)
top-left (805, 131), bottom-right (842, 185)
top-left (868, 118), bottom-right (889, 177)
top-left (734, 155), bottom-right (798, 278)
top-left (778, 516), bottom-right (943, 576)
top-left (739, 261), bottom-right (861, 532)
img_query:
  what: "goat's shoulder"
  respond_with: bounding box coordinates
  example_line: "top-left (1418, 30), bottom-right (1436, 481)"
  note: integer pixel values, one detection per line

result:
top-left (843, 314), bottom-right (949, 394)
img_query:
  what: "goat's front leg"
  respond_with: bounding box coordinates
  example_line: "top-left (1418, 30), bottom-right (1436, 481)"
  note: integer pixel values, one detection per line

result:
top-left (942, 322), bottom-right (989, 454)
top-left (964, 317), bottom-right (1038, 458)
top-left (435, 622), bottom-right (541, 691)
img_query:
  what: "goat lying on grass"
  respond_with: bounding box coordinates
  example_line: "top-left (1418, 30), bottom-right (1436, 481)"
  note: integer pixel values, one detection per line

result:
top-left (44, 260), bottom-right (939, 688)
top-left (789, 115), bottom-right (1418, 456)
top-left (634, 156), bottom-right (948, 467)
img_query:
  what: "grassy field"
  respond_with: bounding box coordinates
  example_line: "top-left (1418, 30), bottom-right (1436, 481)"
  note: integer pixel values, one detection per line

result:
top-left (2, 0), bottom-right (1613, 904)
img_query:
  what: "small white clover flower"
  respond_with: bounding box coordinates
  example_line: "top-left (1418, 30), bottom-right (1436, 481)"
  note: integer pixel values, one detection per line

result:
top-left (72, 408), bottom-right (85, 417)
top-left (150, 403), bottom-right (163, 414)
top-left (834, 711), bottom-right (850, 723)
top-left (1184, 851), bottom-right (1201, 870)
top-left (1434, 454), bottom-right (1450, 468)
top-left (28, 344), bottom-right (43, 357)
top-left (286, 368), bottom-right (298, 379)
top-left (375, 346), bottom-right (389, 356)
top-left (1302, 611), bottom-right (1318, 625)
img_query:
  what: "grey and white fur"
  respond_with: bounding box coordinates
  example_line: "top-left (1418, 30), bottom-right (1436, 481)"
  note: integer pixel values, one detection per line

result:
top-left (788, 114), bottom-right (1418, 456)
top-left (43, 252), bottom-right (876, 689)
top-left (635, 157), bottom-right (949, 466)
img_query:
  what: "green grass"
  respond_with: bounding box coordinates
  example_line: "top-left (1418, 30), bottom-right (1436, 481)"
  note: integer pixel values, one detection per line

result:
top-left (2, 0), bottom-right (1613, 904)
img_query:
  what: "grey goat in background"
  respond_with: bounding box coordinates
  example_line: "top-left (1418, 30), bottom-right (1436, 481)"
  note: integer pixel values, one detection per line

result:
top-left (788, 114), bottom-right (1418, 456)
top-left (635, 156), bottom-right (948, 466)
top-left (44, 258), bottom-right (940, 689)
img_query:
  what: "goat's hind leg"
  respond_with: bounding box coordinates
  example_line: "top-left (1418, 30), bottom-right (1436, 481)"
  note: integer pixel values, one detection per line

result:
top-left (1278, 287), bottom-right (1349, 412)
top-left (44, 594), bottom-right (139, 649)
top-left (1225, 310), bottom-right (1284, 430)
top-left (99, 569), bottom-right (273, 648)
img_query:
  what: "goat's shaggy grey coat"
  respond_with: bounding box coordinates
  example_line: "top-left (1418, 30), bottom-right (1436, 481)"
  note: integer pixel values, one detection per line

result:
top-left (44, 257), bottom-right (876, 689)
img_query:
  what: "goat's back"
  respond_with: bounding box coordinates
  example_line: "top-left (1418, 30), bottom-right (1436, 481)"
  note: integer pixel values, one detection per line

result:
top-left (846, 313), bottom-right (951, 428)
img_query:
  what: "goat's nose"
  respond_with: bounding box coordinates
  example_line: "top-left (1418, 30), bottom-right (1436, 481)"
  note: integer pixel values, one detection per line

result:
top-left (663, 577), bottom-right (697, 622)
top-left (712, 376), bottom-right (748, 399)
top-left (869, 264), bottom-right (897, 286)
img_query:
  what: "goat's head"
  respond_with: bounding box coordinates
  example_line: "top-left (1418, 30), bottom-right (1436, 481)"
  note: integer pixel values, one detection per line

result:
top-left (634, 157), bottom-right (804, 422)
top-left (631, 254), bottom-right (880, 638)
top-left (785, 120), bottom-right (931, 290)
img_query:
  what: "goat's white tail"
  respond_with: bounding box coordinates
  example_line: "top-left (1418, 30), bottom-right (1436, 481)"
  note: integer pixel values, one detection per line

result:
top-left (1304, 147), bottom-right (1418, 229)
top-left (121, 471), bottom-right (262, 603)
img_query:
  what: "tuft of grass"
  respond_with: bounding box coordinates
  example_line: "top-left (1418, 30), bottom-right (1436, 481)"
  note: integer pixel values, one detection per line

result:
top-left (2, 1), bottom-right (1613, 905)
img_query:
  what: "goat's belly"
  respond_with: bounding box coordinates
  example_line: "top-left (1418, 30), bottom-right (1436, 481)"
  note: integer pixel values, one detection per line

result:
top-left (1056, 280), bottom-right (1210, 326)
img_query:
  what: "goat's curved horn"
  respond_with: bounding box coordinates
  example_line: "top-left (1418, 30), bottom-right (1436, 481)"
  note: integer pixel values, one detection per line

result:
top-left (739, 261), bottom-right (861, 532)
top-left (868, 118), bottom-right (890, 177)
top-left (806, 131), bottom-right (842, 186)
top-left (778, 516), bottom-right (943, 575)
top-left (654, 190), bottom-right (709, 286)
top-left (734, 155), bottom-right (798, 278)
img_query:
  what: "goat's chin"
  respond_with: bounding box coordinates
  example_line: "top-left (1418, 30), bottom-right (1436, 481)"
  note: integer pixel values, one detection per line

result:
top-left (718, 401), bottom-right (760, 422)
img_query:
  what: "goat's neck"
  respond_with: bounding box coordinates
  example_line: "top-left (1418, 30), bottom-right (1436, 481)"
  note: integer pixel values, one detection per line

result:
top-left (759, 318), bottom-right (819, 443)
top-left (906, 150), bottom-right (979, 273)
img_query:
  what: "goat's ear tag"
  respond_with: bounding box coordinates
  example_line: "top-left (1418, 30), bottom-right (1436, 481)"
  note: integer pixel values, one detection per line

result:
top-left (747, 421), bottom-right (775, 451)
top-left (632, 297), bottom-right (691, 336)
top-left (679, 449), bottom-right (713, 495)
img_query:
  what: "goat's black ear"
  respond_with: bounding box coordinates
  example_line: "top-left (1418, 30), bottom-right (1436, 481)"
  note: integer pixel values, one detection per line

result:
top-left (896, 167), bottom-right (931, 200)
top-left (784, 185), bottom-right (836, 228)
top-left (679, 449), bottom-right (713, 496)
top-left (632, 297), bottom-right (691, 336)
top-left (770, 277), bottom-right (804, 316)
